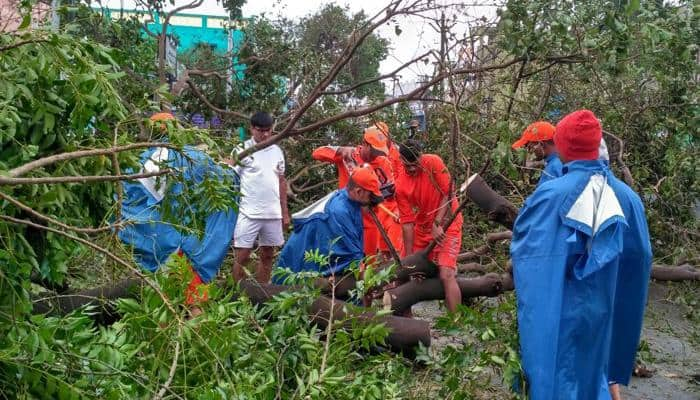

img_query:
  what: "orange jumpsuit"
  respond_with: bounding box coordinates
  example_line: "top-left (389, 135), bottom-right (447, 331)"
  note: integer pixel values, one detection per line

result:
top-left (395, 154), bottom-right (462, 268)
top-left (312, 146), bottom-right (403, 257)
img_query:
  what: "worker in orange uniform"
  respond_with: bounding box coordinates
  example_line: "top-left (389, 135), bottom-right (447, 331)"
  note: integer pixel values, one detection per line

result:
top-left (312, 128), bottom-right (403, 262)
top-left (370, 121), bottom-right (404, 179)
top-left (395, 139), bottom-right (463, 313)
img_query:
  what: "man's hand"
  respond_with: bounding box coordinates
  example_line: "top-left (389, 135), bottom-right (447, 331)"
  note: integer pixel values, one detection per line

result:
top-left (336, 147), bottom-right (355, 164)
top-left (283, 213), bottom-right (291, 231)
top-left (431, 223), bottom-right (445, 244)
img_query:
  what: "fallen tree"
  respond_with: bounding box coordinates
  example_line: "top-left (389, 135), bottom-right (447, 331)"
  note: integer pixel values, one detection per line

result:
top-left (239, 280), bottom-right (431, 356)
top-left (382, 273), bottom-right (514, 315)
top-left (464, 174), bottom-right (519, 230)
top-left (32, 278), bottom-right (142, 325)
top-left (650, 264), bottom-right (700, 282)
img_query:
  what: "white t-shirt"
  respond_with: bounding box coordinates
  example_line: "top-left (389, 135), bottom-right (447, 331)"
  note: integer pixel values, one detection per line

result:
top-left (234, 138), bottom-right (285, 219)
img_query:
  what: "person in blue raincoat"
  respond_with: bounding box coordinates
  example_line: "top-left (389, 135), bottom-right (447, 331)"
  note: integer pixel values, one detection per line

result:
top-left (275, 166), bottom-right (383, 280)
top-left (118, 113), bottom-right (238, 311)
top-left (512, 121), bottom-right (563, 187)
top-left (510, 109), bottom-right (652, 400)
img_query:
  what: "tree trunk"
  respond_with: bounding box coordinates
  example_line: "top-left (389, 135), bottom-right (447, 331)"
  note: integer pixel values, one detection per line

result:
top-left (465, 174), bottom-right (519, 229)
top-left (32, 278), bottom-right (142, 325)
top-left (240, 280), bottom-right (431, 356)
top-left (314, 273), bottom-right (357, 299)
top-left (382, 273), bottom-right (514, 315)
top-left (651, 264), bottom-right (699, 281)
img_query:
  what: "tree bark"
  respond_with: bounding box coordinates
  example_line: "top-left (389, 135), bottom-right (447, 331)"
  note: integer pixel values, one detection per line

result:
top-left (458, 262), bottom-right (488, 274)
top-left (32, 278), bottom-right (142, 325)
top-left (240, 280), bottom-right (431, 356)
top-left (382, 273), bottom-right (514, 315)
top-left (650, 264), bottom-right (699, 282)
top-left (465, 174), bottom-right (519, 229)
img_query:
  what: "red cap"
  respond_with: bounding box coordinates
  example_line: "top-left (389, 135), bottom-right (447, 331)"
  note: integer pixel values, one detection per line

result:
top-left (363, 127), bottom-right (389, 156)
top-left (554, 110), bottom-right (602, 161)
top-left (350, 166), bottom-right (381, 196)
top-left (511, 121), bottom-right (556, 149)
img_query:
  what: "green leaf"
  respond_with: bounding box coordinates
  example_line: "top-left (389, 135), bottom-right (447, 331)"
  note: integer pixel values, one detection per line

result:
top-left (43, 113), bottom-right (55, 133)
top-left (18, 14), bottom-right (31, 30)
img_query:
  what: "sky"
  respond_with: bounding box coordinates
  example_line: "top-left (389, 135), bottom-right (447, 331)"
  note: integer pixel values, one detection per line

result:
top-left (101, 0), bottom-right (499, 83)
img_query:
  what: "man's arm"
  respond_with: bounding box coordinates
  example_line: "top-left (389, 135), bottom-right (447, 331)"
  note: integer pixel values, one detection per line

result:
top-left (402, 223), bottom-right (415, 256)
top-left (279, 175), bottom-right (290, 230)
top-left (431, 194), bottom-right (450, 243)
top-left (312, 146), bottom-right (354, 164)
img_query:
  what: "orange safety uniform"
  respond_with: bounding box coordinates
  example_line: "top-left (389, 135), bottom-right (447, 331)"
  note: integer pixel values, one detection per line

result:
top-left (175, 249), bottom-right (209, 305)
top-left (395, 154), bottom-right (463, 268)
top-left (312, 146), bottom-right (403, 257)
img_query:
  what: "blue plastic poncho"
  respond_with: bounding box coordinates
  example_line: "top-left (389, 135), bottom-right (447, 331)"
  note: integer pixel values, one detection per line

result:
top-left (118, 145), bottom-right (238, 283)
top-left (537, 152), bottom-right (564, 186)
top-left (511, 160), bottom-right (652, 400)
top-left (275, 189), bottom-right (363, 279)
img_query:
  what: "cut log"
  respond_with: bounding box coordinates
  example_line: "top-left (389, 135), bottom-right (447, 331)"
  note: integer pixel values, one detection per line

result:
top-left (395, 251), bottom-right (439, 282)
top-left (651, 264), bottom-right (699, 282)
top-left (382, 273), bottom-right (514, 315)
top-left (486, 230), bottom-right (512, 242)
top-left (464, 174), bottom-right (519, 229)
top-left (314, 273), bottom-right (357, 299)
top-left (458, 263), bottom-right (488, 274)
top-left (240, 280), bottom-right (431, 355)
top-left (456, 244), bottom-right (490, 262)
top-left (32, 278), bottom-right (142, 325)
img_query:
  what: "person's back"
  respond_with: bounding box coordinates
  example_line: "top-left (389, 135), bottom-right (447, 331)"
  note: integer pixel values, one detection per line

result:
top-left (510, 110), bottom-right (652, 400)
top-left (605, 172), bottom-right (652, 386)
top-left (276, 167), bottom-right (383, 279)
top-left (277, 189), bottom-right (363, 277)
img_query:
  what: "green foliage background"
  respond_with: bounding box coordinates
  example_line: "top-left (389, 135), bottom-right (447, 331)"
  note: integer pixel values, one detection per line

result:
top-left (0, 0), bottom-right (697, 398)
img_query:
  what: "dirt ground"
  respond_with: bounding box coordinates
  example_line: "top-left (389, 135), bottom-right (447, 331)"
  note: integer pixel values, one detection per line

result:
top-left (413, 280), bottom-right (700, 399)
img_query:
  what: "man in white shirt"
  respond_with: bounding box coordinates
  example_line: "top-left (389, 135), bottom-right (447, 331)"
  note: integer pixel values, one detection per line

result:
top-left (231, 112), bottom-right (290, 283)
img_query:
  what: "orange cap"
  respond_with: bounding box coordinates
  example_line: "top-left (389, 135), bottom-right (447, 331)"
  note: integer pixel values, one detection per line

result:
top-left (150, 112), bottom-right (175, 122)
top-left (511, 121), bottom-right (556, 149)
top-left (350, 166), bottom-right (381, 196)
top-left (363, 127), bottom-right (389, 156)
top-left (372, 121), bottom-right (390, 138)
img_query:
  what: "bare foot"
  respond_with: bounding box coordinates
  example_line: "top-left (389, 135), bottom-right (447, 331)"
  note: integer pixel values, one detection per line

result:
top-left (188, 306), bottom-right (203, 319)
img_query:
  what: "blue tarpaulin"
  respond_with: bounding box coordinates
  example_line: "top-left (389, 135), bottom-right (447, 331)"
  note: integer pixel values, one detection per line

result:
top-left (118, 145), bottom-right (238, 283)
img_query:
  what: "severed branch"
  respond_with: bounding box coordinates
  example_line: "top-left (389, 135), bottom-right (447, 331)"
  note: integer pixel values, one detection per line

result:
top-left (0, 170), bottom-right (172, 186)
top-left (603, 130), bottom-right (635, 187)
top-left (8, 142), bottom-right (179, 178)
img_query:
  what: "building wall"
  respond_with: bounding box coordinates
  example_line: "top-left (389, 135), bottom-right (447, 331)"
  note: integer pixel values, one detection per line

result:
top-left (0, 0), bottom-right (51, 32)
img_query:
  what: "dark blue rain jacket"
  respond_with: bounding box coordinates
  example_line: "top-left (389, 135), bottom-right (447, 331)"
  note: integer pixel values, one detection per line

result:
top-left (275, 189), bottom-right (363, 279)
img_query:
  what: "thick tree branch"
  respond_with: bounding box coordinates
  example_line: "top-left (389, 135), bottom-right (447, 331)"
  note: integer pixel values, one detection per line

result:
top-left (0, 170), bottom-right (172, 186)
top-left (8, 142), bottom-right (179, 178)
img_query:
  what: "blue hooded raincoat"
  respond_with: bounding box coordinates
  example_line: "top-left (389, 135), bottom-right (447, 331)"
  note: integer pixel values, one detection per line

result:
top-left (118, 146), bottom-right (238, 283)
top-left (538, 152), bottom-right (564, 186)
top-left (511, 160), bottom-right (652, 400)
top-left (275, 189), bottom-right (363, 279)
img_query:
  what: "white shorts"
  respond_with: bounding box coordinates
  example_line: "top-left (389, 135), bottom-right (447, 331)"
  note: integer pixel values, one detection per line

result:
top-left (233, 213), bottom-right (284, 248)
